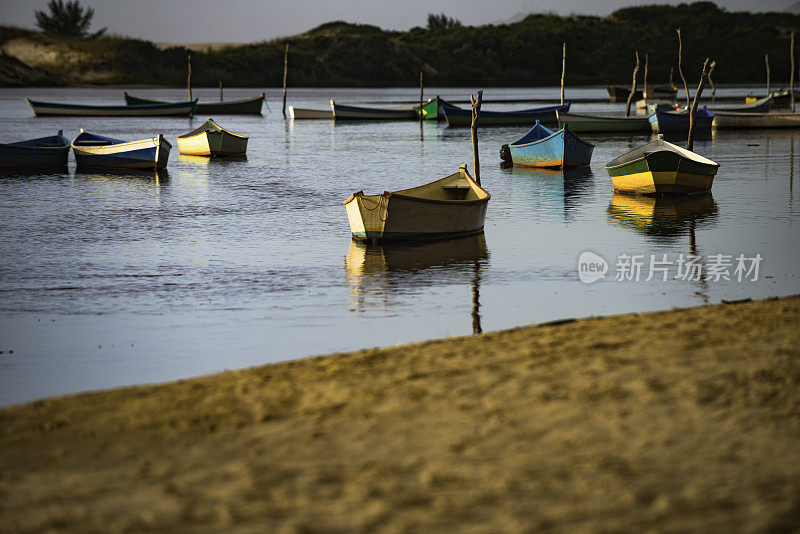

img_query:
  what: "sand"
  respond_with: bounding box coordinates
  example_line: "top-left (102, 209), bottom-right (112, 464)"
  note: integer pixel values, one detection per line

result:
top-left (2, 296), bottom-right (800, 532)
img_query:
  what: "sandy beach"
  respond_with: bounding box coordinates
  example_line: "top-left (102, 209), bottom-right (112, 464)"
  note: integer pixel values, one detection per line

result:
top-left (2, 296), bottom-right (799, 532)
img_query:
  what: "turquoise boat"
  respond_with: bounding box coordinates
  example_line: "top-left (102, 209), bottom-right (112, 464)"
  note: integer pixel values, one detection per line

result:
top-left (125, 92), bottom-right (265, 115)
top-left (0, 130), bottom-right (70, 170)
top-left (501, 120), bottom-right (594, 168)
top-left (72, 130), bottom-right (171, 170)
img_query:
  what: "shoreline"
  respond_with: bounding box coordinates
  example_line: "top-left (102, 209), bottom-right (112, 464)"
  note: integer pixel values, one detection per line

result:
top-left (2, 295), bottom-right (800, 531)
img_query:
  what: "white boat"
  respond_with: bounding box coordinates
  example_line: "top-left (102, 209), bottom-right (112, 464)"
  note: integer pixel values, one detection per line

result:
top-left (289, 106), bottom-right (333, 119)
top-left (344, 164), bottom-right (490, 243)
top-left (71, 129), bottom-right (171, 170)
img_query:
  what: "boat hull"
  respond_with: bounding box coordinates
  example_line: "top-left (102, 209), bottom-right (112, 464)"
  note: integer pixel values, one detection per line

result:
top-left (708, 95), bottom-right (773, 114)
top-left (28, 99), bottom-right (196, 117)
top-left (177, 119), bottom-right (248, 157)
top-left (712, 111), bottom-right (800, 129)
top-left (649, 108), bottom-right (714, 135)
top-left (606, 148), bottom-right (717, 195)
top-left (289, 106), bottom-right (333, 119)
top-left (443, 103), bottom-right (570, 127)
top-left (509, 126), bottom-right (593, 168)
top-left (344, 167), bottom-right (490, 243)
top-left (331, 101), bottom-right (417, 120)
top-left (73, 135), bottom-right (171, 170)
top-left (0, 133), bottom-right (70, 170)
top-left (125, 93), bottom-right (264, 114)
top-left (557, 112), bottom-right (652, 133)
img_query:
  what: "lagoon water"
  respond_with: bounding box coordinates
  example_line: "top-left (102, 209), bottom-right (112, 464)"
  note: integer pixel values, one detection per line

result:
top-left (1, 86), bottom-right (799, 406)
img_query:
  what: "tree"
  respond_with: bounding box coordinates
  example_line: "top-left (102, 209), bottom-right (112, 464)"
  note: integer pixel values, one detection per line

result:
top-left (35, 0), bottom-right (106, 38)
top-left (427, 13), bottom-right (462, 31)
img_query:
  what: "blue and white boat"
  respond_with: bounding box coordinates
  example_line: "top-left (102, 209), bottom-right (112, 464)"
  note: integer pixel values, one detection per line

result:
top-left (501, 120), bottom-right (594, 168)
top-left (0, 130), bottom-right (70, 170)
top-left (71, 129), bottom-right (171, 170)
top-left (649, 106), bottom-right (714, 135)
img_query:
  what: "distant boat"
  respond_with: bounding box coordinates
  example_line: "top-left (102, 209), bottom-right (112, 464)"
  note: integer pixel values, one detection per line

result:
top-left (124, 92), bottom-right (264, 115)
top-left (501, 120), bottom-right (593, 168)
top-left (608, 85), bottom-right (676, 103)
top-left (289, 106), bottom-right (333, 119)
top-left (712, 111), bottom-right (800, 129)
top-left (557, 111), bottom-right (652, 133)
top-left (441, 101), bottom-right (570, 127)
top-left (708, 95), bottom-right (773, 114)
top-left (0, 130), bottom-right (70, 170)
top-left (649, 106), bottom-right (714, 135)
top-left (415, 95), bottom-right (458, 121)
top-left (27, 98), bottom-right (197, 117)
top-left (605, 138), bottom-right (719, 195)
top-left (71, 129), bottom-right (171, 170)
top-left (176, 118), bottom-right (248, 157)
top-left (344, 164), bottom-right (490, 243)
top-left (331, 100), bottom-right (417, 120)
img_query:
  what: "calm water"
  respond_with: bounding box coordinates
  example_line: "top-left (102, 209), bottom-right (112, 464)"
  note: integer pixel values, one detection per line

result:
top-left (1, 86), bottom-right (798, 406)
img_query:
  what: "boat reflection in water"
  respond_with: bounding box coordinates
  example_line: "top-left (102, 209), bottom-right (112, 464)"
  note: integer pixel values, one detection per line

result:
top-left (178, 154), bottom-right (247, 166)
top-left (345, 232), bottom-right (488, 333)
top-left (73, 168), bottom-right (170, 185)
top-left (606, 192), bottom-right (718, 243)
top-left (509, 165), bottom-right (594, 220)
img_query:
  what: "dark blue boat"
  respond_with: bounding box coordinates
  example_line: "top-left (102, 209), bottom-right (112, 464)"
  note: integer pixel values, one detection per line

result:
top-left (71, 130), bottom-right (171, 170)
top-left (501, 120), bottom-right (594, 168)
top-left (441, 101), bottom-right (571, 127)
top-left (0, 130), bottom-right (70, 170)
top-left (649, 106), bottom-right (714, 135)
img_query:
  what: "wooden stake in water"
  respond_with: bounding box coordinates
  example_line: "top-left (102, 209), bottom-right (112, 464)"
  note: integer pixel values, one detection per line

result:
top-left (419, 71), bottom-right (424, 125)
top-left (470, 90), bottom-right (483, 187)
top-left (560, 42), bottom-right (566, 105)
top-left (625, 51), bottom-right (640, 117)
top-left (708, 61), bottom-right (716, 102)
top-left (282, 43), bottom-right (289, 118)
top-left (187, 53), bottom-right (192, 102)
top-left (677, 28), bottom-right (689, 108)
top-left (643, 52), bottom-right (648, 100)
top-left (791, 31), bottom-right (796, 113)
top-left (218, 80), bottom-right (223, 103)
top-left (687, 58), bottom-right (711, 153)
top-left (765, 53), bottom-right (771, 96)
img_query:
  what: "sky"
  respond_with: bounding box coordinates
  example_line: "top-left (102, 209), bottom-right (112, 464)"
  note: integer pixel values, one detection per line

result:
top-left (0, 0), bottom-right (794, 44)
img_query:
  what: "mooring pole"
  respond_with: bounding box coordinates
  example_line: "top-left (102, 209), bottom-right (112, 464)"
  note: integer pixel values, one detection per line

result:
top-left (643, 52), bottom-right (649, 100)
top-left (687, 58), bottom-right (711, 153)
top-left (791, 31), bottom-right (796, 113)
top-left (708, 61), bottom-right (716, 102)
top-left (765, 53), bottom-right (771, 96)
top-left (470, 90), bottom-right (483, 187)
top-left (677, 28), bottom-right (689, 108)
top-left (282, 43), bottom-right (289, 118)
top-left (419, 71), bottom-right (424, 125)
top-left (625, 51), bottom-right (640, 117)
top-left (187, 52), bottom-right (192, 102)
top-left (560, 42), bottom-right (566, 105)
top-left (218, 80), bottom-right (223, 103)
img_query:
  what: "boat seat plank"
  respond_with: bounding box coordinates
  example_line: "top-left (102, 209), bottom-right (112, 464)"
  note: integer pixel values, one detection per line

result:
top-left (442, 180), bottom-right (472, 190)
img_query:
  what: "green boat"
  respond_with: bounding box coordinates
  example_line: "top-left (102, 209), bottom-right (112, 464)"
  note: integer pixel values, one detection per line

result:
top-left (415, 96), bottom-right (456, 121)
top-left (557, 112), bottom-right (652, 134)
top-left (125, 92), bottom-right (265, 115)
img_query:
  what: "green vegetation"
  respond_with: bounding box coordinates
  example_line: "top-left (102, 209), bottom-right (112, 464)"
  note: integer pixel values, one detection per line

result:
top-left (2, 2), bottom-right (799, 87)
top-left (35, 0), bottom-right (105, 38)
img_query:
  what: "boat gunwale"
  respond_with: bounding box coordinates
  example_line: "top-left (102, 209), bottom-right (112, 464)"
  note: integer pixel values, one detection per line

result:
top-left (510, 124), bottom-right (595, 150)
top-left (176, 118), bottom-right (248, 140)
top-left (124, 92), bottom-right (264, 107)
top-left (344, 167), bottom-right (490, 206)
top-left (72, 131), bottom-right (172, 151)
top-left (604, 140), bottom-right (718, 170)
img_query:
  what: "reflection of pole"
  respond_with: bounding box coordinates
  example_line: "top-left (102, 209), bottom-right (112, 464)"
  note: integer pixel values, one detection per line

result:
top-left (689, 218), bottom-right (696, 255)
top-left (791, 135), bottom-right (795, 204)
top-left (472, 260), bottom-right (482, 335)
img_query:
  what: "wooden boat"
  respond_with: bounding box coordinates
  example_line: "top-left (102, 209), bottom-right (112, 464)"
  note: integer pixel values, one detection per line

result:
top-left (415, 95), bottom-right (458, 121)
top-left (0, 130), bottom-right (70, 170)
top-left (330, 100), bottom-right (417, 120)
top-left (289, 106), bottom-right (333, 119)
top-left (712, 111), bottom-right (800, 129)
top-left (607, 86), bottom-right (643, 103)
top-left (649, 84), bottom-right (679, 98)
top-left (708, 95), bottom-right (773, 114)
top-left (441, 101), bottom-right (570, 127)
top-left (501, 120), bottom-right (593, 168)
top-left (71, 129), bottom-right (171, 170)
top-left (557, 111), bottom-right (652, 133)
top-left (27, 98), bottom-right (197, 117)
top-left (176, 118), bottom-right (247, 157)
top-left (649, 106), bottom-right (714, 135)
top-left (604, 139), bottom-right (719, 195)
top-left (124, 92), bottom-right (264, 115)
top-left (344, 164), bottom-right (490, 243)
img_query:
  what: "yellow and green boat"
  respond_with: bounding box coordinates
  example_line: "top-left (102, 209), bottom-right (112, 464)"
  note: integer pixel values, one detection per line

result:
top-left (176, 118), bottom-right (248, 157)
top-left (604, 139), bottom-right (719, 195)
